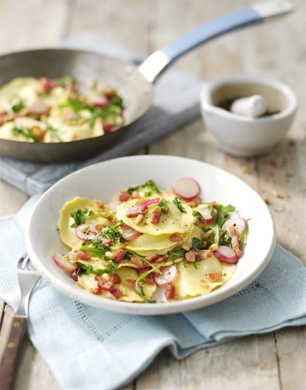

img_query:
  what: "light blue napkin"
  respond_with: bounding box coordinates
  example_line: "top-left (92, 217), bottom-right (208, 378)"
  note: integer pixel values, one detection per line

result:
top-left (1, 196), bottom-right (306, 390)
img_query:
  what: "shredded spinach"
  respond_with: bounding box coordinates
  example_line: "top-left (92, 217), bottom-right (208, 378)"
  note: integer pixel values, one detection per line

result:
top-left (56, 76), bottom-right (76, 86)
top-left (172, 197), bottom-right (186, 213)
top-left (11, 98), bottom-right (24, 113)
top-left (135, 263), bottom-right (165, 303)
top-left (190, 237), bottom-right (204, 251)
top-left (77, 260), bottom-right (116, 276)
top-left (13, 125), bottom-right (40, 142)
top-left (102, 221), bottom-right (126, 244)
top-left (158, 199), bottom-right (169, 214)
top-left (127, 180), bottom-right (161, 196)
top-left (70, 208), bottom-right (93, 227)
top-left (80, 239), bottom-right (110, 258)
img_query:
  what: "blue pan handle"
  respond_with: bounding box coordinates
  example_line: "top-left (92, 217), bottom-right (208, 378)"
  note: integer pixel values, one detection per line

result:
top-left (138, 1), bottom-right (294, 83)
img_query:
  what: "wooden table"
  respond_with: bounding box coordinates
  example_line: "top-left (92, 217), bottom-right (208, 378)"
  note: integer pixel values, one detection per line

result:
top-left (0, 1), bottom-right (305, 389)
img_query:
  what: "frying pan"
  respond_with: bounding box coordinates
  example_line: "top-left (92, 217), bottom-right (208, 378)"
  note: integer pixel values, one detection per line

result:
top-left (0, 1), bottom-right (293, 162)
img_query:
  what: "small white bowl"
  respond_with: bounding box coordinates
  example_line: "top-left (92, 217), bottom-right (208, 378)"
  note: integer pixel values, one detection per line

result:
top-left (200, 75), bottom-right (298, 157)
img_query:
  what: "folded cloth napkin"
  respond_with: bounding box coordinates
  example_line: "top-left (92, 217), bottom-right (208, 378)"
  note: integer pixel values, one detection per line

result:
top-left (1, 196), bottom-right (306, 390)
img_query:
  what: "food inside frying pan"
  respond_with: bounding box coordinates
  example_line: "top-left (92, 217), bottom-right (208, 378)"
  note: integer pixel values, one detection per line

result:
top-left (0, 76), bottom-right (124, 143)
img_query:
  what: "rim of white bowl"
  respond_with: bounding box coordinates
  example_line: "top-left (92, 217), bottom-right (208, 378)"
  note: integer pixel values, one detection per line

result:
top-left (26, 155), bottom-right (276, 315)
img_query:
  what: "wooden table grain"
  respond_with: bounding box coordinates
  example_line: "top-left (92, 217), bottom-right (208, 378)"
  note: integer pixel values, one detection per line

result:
top-left (0, 1), bottom-right (305, 389)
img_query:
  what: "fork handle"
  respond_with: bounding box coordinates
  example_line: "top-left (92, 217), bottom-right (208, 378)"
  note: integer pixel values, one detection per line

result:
top-left (0, 316), bottom-right (27, 390)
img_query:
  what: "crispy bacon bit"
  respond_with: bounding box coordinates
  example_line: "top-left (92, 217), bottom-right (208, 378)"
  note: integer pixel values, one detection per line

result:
top-left (114, 249), bottom-right (126, 263)
top-left (95, 275), bottom-right (102, 282)
top-left (196, 250), bottom-right (212, 260)
top-left (144, 273), bottom-right (156, 285)
top-left (105, 291), bottom-right (116, 300)
top-left (71, 270), bottom-right (78, 281)
top-left (119, 190), bottom-right (130, 202)
top-left (103, 122), bottom-right (115, 133)
top-left (119, 224), bottom-right (142, 241)
top-left (208, 271), bottom-right (222, 281)
top-left (92, 287), bottom-right (102, 295)
top-left (112, 288), bottom-right (122, 299)
top-left (96, 201), bottom-right (105, 209)
top-left (136, 198), bottom-right (160, 207)
top-left (131, 255), bottom-right (147, 269)
top-left (126, 204), bottom-right (148, 218)
top-left (144, 254), bottom-right (158, 263)
top-left (98, 279), bottom-right (114, 292)
top-left (151, 212), bottom-right (161, 225)
top-left (165, 285), bottom-right (175, 300)
top-left (139, 268), bottom-right (156, 284)
top-left (126, 279), bottom-right (136, 291)
top-left (169, 233), bottom-right (183, 242)
top-left (185, 251), bottom-right (196, 263)
top-left (68, 250), bottom-right (92, 261)
top-left (154, 256), bottom-right (167, 264)
top-left (112, 274), bottom-right (121, 285)
top-left (104, 91), bottom-right (116, 99)
top-left (39, 77), bottom-right (59, 93)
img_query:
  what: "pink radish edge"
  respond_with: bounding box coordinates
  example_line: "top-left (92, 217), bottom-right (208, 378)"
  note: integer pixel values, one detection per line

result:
top-left (53, 253), bottom-right (77, 273)
top-left (213, 246), bottom-right (239, 264)
top-left (172, 177), bottom-right (200, 201)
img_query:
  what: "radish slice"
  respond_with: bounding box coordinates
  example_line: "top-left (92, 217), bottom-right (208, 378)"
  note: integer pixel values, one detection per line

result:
top-left (29, 99), bottom-right (50, 116)
top-left (109, 201), bottom-right (120, 211)
top-left (68, 250), bottom-right (92, 261)
top-left (75, 223), bottom-right (101, 241)
top-left (172, 178), bottom-right (200, 201)
top-left (119, 224), bottom-right (142, 241)
top-left (197, 205), bottom-right (217, 224)
top-left (154, 265), bottom-right (178, 286)
top-left (213, 246), bottom-right (239, 264)
top-left (53, 254), bottom-right (77, 272)
top-left (136, 198), bottom-right (160, 207)
top-left (222, 217), bottom-right (247, 237)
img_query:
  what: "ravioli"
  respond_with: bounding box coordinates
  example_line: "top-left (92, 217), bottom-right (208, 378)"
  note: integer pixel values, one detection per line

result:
top-left (116, 197), bottom-right (195, 236)
top-left (53, 179), bottom-right (246, 304)
top-left (174, 257), bottom-right (236, 298)
top-left (58, 197), bottom-right (109, 248)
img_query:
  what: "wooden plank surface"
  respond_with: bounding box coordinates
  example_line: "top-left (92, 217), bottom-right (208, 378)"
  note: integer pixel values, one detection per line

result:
top-left (0, 1), bottom-right (305, 389)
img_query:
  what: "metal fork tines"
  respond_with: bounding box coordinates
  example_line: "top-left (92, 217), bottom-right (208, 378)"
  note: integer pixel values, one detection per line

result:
top-left (0, 254), bottom-right (41, 390)
top-left (15, 254), bottom-right (41, 318)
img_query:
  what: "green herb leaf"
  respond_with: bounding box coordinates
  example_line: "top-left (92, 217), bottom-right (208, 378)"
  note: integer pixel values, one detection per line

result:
top-left (135, 262), bottom-right (165, 303)
top-left (56, 76), bottom-right (76, 86)
top-left (13, 125), bottom-right (40, 142)
top-left (172, 197), bottom-right (186, 213)
top-left (190, 237), bottom-right (204, 251)
top-left (127, 180), bottom-right (161, 195)
top-left (11, 98), bottom-right (24, 113)
top-left (47, 125), bottom-right (63, 142)
top-left (158, 199), bottom-right (169, 214)
top-left (70, 208), bottom-right (93, 227)
top-left (80, 239), bottom-right (110, 258)
top-left (102, 221), bottom-right (126, 244)
top-left (77, 260), bottom-right (116, 276)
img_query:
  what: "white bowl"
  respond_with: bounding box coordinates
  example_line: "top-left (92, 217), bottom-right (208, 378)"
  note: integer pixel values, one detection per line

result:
top-left (200, 75), bottom-right (298, 157)
top-left (26, 155), bottom-right (276, 315)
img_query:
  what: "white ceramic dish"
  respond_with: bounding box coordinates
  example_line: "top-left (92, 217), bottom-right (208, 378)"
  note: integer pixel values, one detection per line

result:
top-left (26, 155), bottom-right (276, 315)
top-left (200, 75), bottom-right (298, 157)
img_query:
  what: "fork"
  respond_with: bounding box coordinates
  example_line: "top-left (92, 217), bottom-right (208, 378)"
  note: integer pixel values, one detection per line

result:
top-left (0, 255), bottom-right (41, 390)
